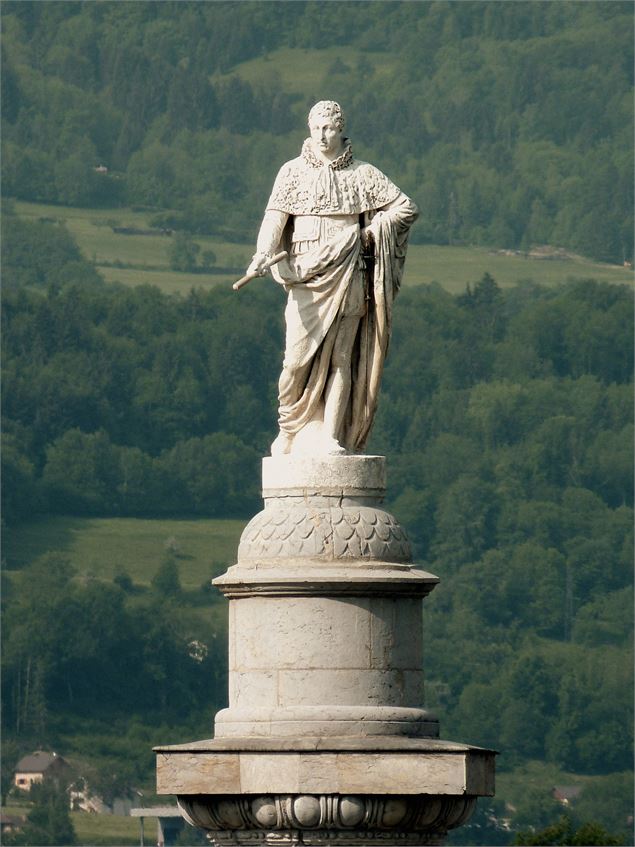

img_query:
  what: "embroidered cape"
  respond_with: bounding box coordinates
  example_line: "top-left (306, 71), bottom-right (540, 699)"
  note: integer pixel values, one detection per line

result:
top-left (266, 139), bottom-right (401, 216)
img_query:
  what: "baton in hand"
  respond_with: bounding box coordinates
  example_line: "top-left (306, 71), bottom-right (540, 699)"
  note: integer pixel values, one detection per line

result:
top-left (233, 251), bottom-right (288, 291)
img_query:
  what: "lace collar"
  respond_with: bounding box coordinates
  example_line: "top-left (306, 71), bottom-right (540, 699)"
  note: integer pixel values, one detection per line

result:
top-left (301, 137), bottom-right (354, 171)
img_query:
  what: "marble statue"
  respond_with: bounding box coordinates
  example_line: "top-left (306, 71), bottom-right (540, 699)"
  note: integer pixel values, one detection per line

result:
top-left (245, 100), bottom-right (418, 457)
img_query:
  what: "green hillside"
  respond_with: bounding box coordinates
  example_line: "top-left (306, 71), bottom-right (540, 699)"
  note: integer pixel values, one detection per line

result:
top-left (3, 516), bottom-right (244, 588)
top-left (213, 46), bottom-right (402, 99)
top-left (14, 200), bottom-right (634, 295)
top-left (2, 2), bottom-right (633, 263)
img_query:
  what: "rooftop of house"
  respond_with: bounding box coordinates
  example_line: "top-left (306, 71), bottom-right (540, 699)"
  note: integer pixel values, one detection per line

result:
top-left (15, 751), bottom-right (66, 774)
top-left (0, 814), bottom-right (26, 825)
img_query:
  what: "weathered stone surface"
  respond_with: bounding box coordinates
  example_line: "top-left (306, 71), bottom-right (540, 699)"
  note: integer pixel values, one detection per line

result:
top-left (237, 504), bottom-right (412, 563)
top-left (236, 457), bottom-right (411, 565)
top-left (156, 737), bottom-right (484, 753)
top-left (213, 706), bottom-right (439, 740)
top-left (214, 563), bottom-right (438, 598)
top-left (213, 455), bottom-right (440, 741)
top-left (215, 587), bottom-right (435, 739)
top-left (156, 744), bottom-right (494, 796)
top-left (262, 455), bottom-right (386, 496)
top-left (230, 596), bottom-right (422, 672)
top-left (177, 793), bottom-right (476, 846)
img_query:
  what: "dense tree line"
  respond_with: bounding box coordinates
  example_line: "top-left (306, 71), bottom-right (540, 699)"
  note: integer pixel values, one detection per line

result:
top-left (1, 548), bottom-right (228, 743)
top-left (1, 1), bottom-right (633, 260)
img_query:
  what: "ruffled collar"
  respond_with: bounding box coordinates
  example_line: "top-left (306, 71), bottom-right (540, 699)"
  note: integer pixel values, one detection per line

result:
top-left (301, 137), bottom-right (353, 171)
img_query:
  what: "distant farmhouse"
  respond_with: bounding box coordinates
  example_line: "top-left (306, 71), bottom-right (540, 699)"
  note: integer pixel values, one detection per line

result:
top-left (13, 750), bottom-right (135, 816)
top-left (13, 751), bottom-right (71, 791)
top-left (0, 813), bottom-right (26, 837)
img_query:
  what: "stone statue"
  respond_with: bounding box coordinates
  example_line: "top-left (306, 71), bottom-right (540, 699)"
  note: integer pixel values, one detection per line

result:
top-left (246, 100), bottom-right (418, 457)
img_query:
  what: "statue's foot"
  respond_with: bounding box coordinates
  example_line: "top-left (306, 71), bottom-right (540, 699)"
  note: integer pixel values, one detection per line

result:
top-left (271, 431), bottom-right (293, 456)
top-left (322, 435), bottom-right (347, 455)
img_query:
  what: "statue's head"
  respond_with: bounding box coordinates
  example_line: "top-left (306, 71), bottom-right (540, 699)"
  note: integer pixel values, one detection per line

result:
top-left (307, 100), bottom-right (345, 132)
top-left (307, 101), bottom-right (345, 160)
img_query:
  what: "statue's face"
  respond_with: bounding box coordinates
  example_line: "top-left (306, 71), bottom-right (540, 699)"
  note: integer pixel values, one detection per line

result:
top-left (309, 115), bottom-right (343, 158)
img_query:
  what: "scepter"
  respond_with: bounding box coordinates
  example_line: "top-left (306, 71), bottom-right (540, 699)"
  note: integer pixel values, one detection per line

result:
top-left (232, 251), bottom-right (288, 291)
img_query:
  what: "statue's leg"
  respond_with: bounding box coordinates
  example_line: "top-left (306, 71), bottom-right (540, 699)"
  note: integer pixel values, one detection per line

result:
top-left (271, 359), bottom-right (314, 455)
top-left (323, 315), bottom-right (361, 451)
top-left (271, 366), bottom-right (297, 455)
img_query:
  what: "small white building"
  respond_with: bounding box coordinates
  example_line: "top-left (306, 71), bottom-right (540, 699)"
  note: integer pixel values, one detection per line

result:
top-left (13, 751), bottom-right (70, 791)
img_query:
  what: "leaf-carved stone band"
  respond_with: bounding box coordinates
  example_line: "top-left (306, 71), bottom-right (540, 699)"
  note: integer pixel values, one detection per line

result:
top-left (237, 505), bottom-right (412, 563)
top-left (177, 794), bottom-right (476, 846)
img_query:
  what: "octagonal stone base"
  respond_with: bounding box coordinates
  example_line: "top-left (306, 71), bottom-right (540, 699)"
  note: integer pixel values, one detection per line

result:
top-left (155, 737), bottom-right (494, 846)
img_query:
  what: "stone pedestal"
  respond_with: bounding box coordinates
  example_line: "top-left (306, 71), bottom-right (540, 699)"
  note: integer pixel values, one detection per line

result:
top-left (155, 455), bottom-right (495, 845)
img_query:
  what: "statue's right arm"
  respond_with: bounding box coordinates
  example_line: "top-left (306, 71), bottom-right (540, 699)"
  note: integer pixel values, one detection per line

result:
top-left (246, 210), bottom-right (289, 276)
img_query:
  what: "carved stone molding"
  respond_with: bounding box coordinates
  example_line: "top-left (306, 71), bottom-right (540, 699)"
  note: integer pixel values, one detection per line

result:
top-left (237, 505), bottom-right (412, 563)
top-left (177, 794), bottom-right (476, 846)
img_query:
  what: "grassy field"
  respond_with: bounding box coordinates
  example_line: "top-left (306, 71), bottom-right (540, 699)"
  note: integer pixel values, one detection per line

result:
top-left (214, 47), bottom-right (401, 102)
top-left (98, 265), bottom-right (238, 292)
top-left (3, 516), bottom-right (245, 588)
top-left (15, 200), bottom-right (633, 295)
top-left (72, 810), bottom-right (140, 846)
top-left (496, 759), bottom-right (594, 801)
top-left (14, 200), bottom-right (251, 292)
top-left (403, 243), bottom-right (633, 293)
top-left (2, 802), bottom-right (145, 846)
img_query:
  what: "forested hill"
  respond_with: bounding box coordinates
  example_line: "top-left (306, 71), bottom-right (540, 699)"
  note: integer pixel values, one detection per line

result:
top-left (2, 1), bottom-right (633, 263)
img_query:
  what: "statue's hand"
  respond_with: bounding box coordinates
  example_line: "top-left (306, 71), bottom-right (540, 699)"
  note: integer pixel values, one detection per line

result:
top-left (246, 252), bottom-right (272, 277)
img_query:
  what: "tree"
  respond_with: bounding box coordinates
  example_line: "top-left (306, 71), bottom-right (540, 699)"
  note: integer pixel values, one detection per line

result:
top-left (151, 553), bottom-right (182, 597)
top-left (514, 815), bottom-right (624, 846)
top-left (201, 249), bottom-right (217, 268)
top-left (167, 231), bottom-right (200, 272)
top-left (1, 739), bottom-right (22, 805)
top-left (8, 778), bottom-right (76, 846)
top-left (432, 475), bottom-right (499, 568)
top-left (1, 215), bottom-right (101, 289)
top-left (1, 435), bottom-right (39, 524)
top-left (41, 429), bottom-right (121, 515)
top-left (54, 152), bottom-right (100, 206)
top-left (573, 774), bottom-right (634, 841)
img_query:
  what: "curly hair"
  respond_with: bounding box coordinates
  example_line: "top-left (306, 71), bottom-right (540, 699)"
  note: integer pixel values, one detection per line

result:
top-left (307, 100), bottom-right (345, 132)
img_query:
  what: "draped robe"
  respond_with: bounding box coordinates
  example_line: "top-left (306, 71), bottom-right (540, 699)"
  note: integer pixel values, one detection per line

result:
top-left (262, 140), bottom-right (418, 453)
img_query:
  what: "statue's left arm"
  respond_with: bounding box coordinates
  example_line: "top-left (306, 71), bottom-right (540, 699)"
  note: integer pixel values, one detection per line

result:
top-left (363, 191), bottom-right (418, 246)
top-left (363, 190), bottom-right (418, 297)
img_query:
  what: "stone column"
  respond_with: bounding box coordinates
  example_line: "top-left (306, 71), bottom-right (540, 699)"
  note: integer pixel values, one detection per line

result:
top-left (155, 455), bottom-right (495, 846)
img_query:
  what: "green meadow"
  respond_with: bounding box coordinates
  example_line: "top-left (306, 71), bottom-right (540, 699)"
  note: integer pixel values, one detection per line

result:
top-left (3, 516), bottom-right (245, 589)
top-left (213, 47), bottom-right (401, 100)
top-left (15, 200), bottom-right (633, 296)
top-left (72, 810), bottom-right (140, 846)
top-left (1, 803), bottom-right (140, 846)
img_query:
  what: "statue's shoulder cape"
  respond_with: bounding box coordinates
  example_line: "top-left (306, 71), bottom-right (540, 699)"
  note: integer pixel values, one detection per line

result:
top-left (266, 150), bottom-right (400, 216)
